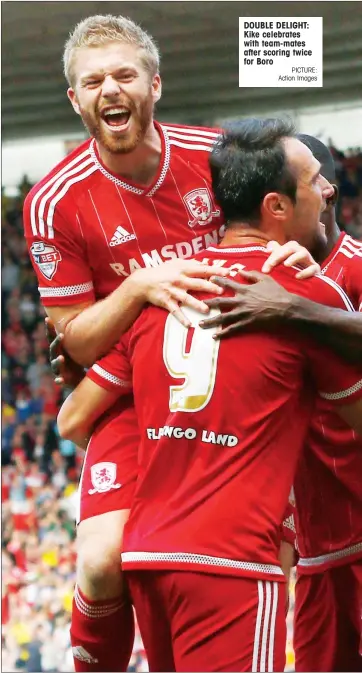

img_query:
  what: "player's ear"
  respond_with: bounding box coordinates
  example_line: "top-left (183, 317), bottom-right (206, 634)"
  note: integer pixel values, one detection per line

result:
top-left (152, 74), bottom-right (162, 104)
top-left (262, 192), bottom-right (290, 220)
top-left (67, 88), bottom-right (81, 116)
top-left (327, 184), bottom-right (339, 207)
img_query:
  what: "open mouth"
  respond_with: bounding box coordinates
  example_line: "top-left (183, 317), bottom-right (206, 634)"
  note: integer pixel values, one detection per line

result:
top-left (101, 107), bottom-right (131, 131)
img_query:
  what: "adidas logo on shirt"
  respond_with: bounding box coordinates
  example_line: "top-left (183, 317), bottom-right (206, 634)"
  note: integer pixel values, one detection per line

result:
top-left (109, 225), bottom-right (136, 246)
top-left (283, 515), bottom-right (296, 533)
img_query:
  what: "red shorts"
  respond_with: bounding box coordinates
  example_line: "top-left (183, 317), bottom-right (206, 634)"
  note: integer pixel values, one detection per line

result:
top-left (294, 561), bottom-right (362, 672)
top-left (127, 570), bottom-right (286, 672)
top-left (76, 395), bottom-right (139, 524)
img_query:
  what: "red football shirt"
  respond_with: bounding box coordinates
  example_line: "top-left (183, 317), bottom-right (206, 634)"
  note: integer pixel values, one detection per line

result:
top-left (295, 233), bottom-right (362, 573)
top-left (23, 122), bottom-right (224, 305)
top-left (320, 232), bottom-right (362, 299)
top-left (87, 245), bottom-right (362, 582)
top-left (344, 243), bottom-right (362, 312)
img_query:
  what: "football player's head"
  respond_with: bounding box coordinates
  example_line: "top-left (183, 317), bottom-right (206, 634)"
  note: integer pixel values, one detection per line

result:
top-left (210, 117), bottom-right (334, 256)
top-left (64, 15), bottom-right (161, 155)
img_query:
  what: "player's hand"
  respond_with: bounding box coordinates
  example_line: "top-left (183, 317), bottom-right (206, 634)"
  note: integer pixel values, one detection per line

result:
top-left (262, 240), bottom-right (321, 279)
top-left (131, 260), bottom-right (230, 327)
top-left (45, 317), bottom-right (85, 388)
top-left (199, 270), bottom-right (293, 338)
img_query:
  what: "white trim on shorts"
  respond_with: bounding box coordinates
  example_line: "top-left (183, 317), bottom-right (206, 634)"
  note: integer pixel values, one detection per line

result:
top-left (252, 581), bottom-right (279, 672)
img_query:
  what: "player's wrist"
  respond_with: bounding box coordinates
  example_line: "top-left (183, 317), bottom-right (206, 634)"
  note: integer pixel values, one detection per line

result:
top-left (121, 271), bottom-right (149, 306)
top-left (284, 293), bottom-right (312, 323)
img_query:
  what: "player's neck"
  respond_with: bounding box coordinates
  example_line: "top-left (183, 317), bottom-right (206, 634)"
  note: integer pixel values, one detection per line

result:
top-left (322, 220), bottom-right (341, 260)
top-left (316, 208), bottom-right (341, 262)
top-left (220, 226), bottom-right (270, 248)
top-left (97, 121), bottom-right (162, 186)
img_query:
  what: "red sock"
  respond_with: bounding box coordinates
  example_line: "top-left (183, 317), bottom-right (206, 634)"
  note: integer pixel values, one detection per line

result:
top-left (71, 585), bottom-right (135, 672)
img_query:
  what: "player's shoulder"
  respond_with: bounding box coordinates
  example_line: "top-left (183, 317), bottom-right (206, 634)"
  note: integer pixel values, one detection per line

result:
top-left (162, 121), bottom-right (221, 137)
top-left (193, 245), bottom-right (354, 311)
top-left (24, 138), bottom-right (94, 210)
top-left (161, 121), bottom-right (220, 160)
top-left (343, 236), bottom-right (362, 265)
top-left (343, 237), bottom-right (362, 278)
top-left (335, 232), bottom-right (362, 257)
top-left (322, 231), bottom-right (362, 271)
top-left (272, 264), bottom-right (355, 312)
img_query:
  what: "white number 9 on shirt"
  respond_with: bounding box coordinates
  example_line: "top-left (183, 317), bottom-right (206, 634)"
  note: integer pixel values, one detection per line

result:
top-left (163, 306), bottom-right (221, 412)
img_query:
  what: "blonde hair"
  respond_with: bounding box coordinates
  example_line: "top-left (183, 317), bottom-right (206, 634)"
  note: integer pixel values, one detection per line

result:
top-left (63, 14), bottom-right (160, 86)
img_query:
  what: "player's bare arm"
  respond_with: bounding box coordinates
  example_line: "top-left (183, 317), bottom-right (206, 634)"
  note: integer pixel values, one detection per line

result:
top-left (57, 378), bottom-right (121, 448)
top-left (201, 272), bottom-right (362, 363)
top-left (46, 259), bottom-right (229, 369)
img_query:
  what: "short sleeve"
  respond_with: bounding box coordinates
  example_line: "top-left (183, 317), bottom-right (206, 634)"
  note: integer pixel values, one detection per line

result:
top-left (305, 341), bottom-right (362, 405)
top-left (23, 189), bottom-right (95, 307)
top-left (87, 336), bottom-right (132, 393)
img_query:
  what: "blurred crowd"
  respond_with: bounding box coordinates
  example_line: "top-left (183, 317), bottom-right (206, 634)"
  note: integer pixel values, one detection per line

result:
top-left (2, 143), bottom-right (362, 672)
top-left (1, 176), bottom-right (147, 671)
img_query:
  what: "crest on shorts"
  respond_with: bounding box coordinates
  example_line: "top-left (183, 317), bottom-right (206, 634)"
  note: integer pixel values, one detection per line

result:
top-left (30, 241), bottom-right (62, 280)
top-left (88, 462), bottom-right (121, 495)
top-left (183, 188), bottom-right (220, 228)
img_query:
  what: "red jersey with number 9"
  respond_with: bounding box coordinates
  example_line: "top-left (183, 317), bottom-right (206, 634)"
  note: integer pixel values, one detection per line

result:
top-left (87, 244), bottom-right (362, 582)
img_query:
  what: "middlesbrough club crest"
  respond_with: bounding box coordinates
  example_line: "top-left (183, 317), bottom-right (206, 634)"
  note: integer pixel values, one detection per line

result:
top-left (88, 462), bottom-right (121, 495)
top-left (183, 188), bottom-right (220, 228)
top-left (30, 241), bottom-right (62, 280)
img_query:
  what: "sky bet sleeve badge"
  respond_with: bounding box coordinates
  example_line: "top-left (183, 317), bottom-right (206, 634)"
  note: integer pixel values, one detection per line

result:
top-left (30, 241), bottom-right (62, 280)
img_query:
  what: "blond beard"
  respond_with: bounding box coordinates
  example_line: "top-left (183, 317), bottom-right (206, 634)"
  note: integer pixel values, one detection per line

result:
top-left (80, 96), bottom-right (154, 155)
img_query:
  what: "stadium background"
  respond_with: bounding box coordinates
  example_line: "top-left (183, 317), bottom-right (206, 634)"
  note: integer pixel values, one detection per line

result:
top-left (2, 2), bottom-right (362, 671)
